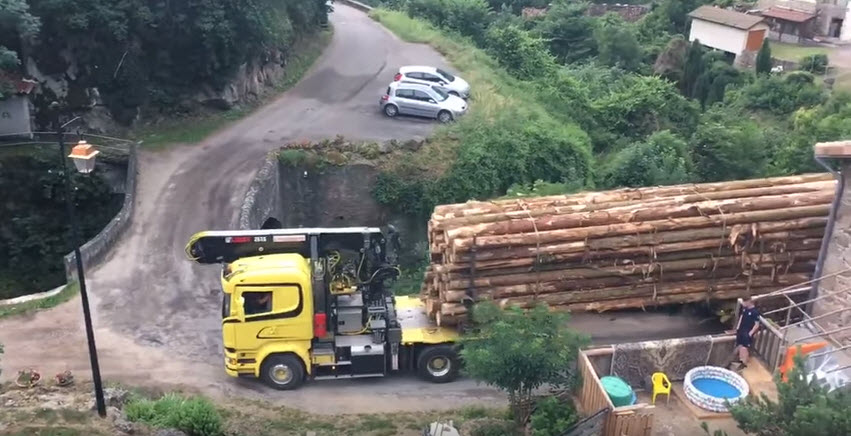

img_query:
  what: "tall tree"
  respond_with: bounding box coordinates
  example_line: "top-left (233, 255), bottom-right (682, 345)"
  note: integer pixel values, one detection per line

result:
top-left (756, 38), bottom-right (772, 75)
top-left (594, 13), bottom-right (641, 71)
top-left (460, 303), bottom-right (588, 426)
top-left (0, 0), bottom-right (40, 98)
top-left (681, 39), bottom-right (705, 97)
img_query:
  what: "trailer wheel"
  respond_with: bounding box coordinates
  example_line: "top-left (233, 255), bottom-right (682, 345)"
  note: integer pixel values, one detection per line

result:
top-left (417, 344), bottom-right (460, 383)
top-left (260, 354), bottom-right (304, 390)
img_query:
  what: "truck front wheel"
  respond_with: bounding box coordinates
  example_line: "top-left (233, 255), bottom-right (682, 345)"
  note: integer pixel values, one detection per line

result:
top-left (417, 344), bottom-right (460, 383)
top-left (260, 354), bottom-right (305, 390)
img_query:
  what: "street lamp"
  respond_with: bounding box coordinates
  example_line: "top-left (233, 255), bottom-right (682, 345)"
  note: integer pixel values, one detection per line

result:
top-left (53, 103), bottom-right (107, 418)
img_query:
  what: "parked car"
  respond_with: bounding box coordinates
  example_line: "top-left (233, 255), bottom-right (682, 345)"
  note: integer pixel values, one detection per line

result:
top-left (394, 66), bottom-right (470, 99)
top-left (380, 82), bottom-right (467, 123)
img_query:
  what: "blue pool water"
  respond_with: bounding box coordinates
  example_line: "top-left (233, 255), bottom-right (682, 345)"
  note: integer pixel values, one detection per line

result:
top-left (692, 377), bottom-right (741, 399)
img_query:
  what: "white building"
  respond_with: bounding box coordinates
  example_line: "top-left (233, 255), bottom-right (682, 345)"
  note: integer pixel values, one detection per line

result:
top-left (688, 6), bottom-right (770, 66)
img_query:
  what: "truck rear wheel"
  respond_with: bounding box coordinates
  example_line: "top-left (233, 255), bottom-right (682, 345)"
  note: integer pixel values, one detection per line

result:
top-left (261, 354), bottom-right (304, 390)
top-left (417, 344), bottom-right (460, 383)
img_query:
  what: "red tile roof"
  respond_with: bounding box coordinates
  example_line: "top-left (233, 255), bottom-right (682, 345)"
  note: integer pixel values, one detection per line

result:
top-left (760, 7), bottom-right (815, 23)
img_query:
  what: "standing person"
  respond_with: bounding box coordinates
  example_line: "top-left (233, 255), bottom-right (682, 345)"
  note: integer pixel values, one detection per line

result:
top-left (732, 297), bottom-right (761, 369)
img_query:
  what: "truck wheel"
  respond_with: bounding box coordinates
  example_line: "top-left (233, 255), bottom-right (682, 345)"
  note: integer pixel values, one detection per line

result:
top-left (417, 345), bottom-right (460, 383)
top-left (261, 354), bottom-right (304, 390)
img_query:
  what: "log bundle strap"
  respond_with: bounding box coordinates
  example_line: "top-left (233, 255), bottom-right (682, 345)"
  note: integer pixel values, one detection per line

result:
top-left (422, 174), bottom-right (835, 326)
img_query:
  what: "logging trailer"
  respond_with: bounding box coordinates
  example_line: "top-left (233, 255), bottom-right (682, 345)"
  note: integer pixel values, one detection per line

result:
top-left (184, 227), bottom-right (460, 390)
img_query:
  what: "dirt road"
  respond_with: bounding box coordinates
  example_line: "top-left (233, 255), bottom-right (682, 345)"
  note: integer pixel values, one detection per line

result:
top-left (0, 5), bottom-right (724, 413)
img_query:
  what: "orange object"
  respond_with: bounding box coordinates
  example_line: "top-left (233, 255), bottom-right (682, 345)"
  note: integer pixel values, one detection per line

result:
top-left (779, 342), bottom-right (827, 381)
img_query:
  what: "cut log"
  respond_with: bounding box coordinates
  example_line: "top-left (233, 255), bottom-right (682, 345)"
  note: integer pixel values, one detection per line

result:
top-left (442, 250), bottom-right (818, 290)
top-left (432, 174), bottom-right (832, 219)
top-left (449, 219), bottom-right (827, 263)
top-left (451, 205), bottom-right (830, 253)
top-left (444, 190), bottom-right (834, 240)
top-left (433, 181), bottom-right (834, 230)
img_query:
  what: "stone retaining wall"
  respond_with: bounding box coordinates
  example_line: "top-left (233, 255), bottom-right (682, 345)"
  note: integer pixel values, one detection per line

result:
top-left (64, 142), bottom-right (138, 281)
top-left (238, 153), bottom-right (282, 230)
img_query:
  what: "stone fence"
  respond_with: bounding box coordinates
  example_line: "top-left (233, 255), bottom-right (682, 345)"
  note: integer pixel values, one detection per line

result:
top-left (64, 141), bottom-right (139, 281)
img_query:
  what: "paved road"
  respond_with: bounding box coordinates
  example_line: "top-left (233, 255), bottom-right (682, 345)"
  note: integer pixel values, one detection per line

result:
top-left (0, 5), bottom-right (507, 413)
top-left (0, 4), bottom-right (724, 413)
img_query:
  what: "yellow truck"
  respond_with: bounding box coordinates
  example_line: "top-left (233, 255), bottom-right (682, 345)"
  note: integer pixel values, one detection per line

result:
top-left (185, 227), bottom-right (459, 390)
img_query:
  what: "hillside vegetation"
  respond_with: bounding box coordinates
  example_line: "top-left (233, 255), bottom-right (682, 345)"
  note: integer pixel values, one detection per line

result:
top-left (0, 0), bottom-right (329, 123)
top-left (370, 0), bottom-right (851, 217)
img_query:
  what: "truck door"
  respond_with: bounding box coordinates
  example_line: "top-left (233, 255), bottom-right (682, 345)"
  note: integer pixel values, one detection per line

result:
top-left (233, 284), bottom-right (312, 351)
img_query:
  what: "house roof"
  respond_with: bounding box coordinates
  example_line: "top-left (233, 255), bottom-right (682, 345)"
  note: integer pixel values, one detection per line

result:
top-left (688, 5), bottom-right (765, 30)
top-left (760, 7), bottom-right (815, 23)
top-left (0, 72), bottom-right (36, 95)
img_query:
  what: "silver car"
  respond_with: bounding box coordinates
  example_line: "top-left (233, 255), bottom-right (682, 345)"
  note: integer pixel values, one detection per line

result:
top-left (394, 66), bottom-right (471, 99)
top-left (380, 82), bottom-right (467, 123)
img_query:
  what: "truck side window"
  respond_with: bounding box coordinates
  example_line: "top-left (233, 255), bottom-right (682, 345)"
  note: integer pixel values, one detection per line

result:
top-left (244, 291), bottom-right (273, 315)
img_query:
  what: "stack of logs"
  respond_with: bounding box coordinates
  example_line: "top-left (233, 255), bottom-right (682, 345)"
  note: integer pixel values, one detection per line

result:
top-left (422, 174), bottom-right (835, 326)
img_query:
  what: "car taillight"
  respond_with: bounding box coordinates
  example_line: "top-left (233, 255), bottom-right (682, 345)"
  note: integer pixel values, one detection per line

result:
top-left (381, 94), bottom-right (390, 101)
top-left (394, 73), bottom-right (402, 81)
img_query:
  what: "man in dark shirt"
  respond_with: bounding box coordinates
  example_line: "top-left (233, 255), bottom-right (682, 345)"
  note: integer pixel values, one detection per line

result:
top-left (733, 297), bottom-right (761, 368)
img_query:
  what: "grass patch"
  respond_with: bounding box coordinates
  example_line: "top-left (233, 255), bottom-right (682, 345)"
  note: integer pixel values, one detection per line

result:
top-left (138, 28), bottom-right (333, 149)
top-left (771, 42), bottom-right (831, 62)
top-left (352, 415), bottom-right (396, 434)
top-left (0, 282), bottom-right (79, 319)
top-left (369, 9), bottom-right (556, 176)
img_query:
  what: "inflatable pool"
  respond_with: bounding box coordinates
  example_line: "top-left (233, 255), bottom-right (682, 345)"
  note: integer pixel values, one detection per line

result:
top-left (683, 366), bottom-right (749, 412)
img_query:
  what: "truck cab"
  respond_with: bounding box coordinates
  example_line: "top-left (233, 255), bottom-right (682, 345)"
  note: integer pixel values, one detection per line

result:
top-left (186, 227), bottom-right (459, 389)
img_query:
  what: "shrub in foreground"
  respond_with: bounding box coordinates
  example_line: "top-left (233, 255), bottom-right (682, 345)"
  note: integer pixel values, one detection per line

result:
top-left (125, 394), bottom-right (223, 436)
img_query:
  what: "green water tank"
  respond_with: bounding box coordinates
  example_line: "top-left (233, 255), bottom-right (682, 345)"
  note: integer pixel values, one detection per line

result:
top-left (600, 376), bottom-right (634, 407)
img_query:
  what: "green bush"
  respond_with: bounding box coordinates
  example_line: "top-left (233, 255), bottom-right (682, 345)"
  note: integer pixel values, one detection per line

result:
top-left (691, 108), bottom-right (769, 182)
top-left (592, 74), bottom-right (699, 148)
top-left (600, 130), bottom-right (694, 188)
top-left (595, 14), bottom-right (642, 71)
top-left (729, 74), bottom-right (826, 115)
top-left (407, 0), bottom-right (492, 42)
top-left (530, 397), bottom-right (579, 436)
top-left (125, 394), bottom-right (223, 436)
top-left (485, 23), bottom-right (556, 78)
top-left (799, 54), bottom-right (829, 74)
top-left (0, 151), bottom-right (122, 298)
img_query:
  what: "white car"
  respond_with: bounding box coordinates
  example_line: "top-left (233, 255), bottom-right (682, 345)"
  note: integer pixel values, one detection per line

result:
top-left (380, 82), bottom-right (467, 123)
top-left (394, 66), bottom-right (470, 99)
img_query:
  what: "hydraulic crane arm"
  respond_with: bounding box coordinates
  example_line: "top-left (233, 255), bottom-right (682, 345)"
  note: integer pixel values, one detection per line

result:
top-left (184, 227), bottom-right (393, 264)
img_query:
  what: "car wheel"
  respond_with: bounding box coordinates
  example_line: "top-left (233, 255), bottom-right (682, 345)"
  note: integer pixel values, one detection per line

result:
top-left (437, 110), bottom-right (453, 124)
top-left (417, 344), bottom-right (460, 383)
top-left (384, 104), bottom-right (399, 118)
top-left (260, 354), bottom-right (305, 390)
top-left (449, 91), bottom-right (460, 97)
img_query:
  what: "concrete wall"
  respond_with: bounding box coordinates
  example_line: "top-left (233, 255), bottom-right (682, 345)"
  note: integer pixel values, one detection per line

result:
top-left (238, 153), bottom-right (281, 230)
top-left (690, 19), bottom-right (753, 55)
top-left (64, 142), bottom-right (138, 280)
top-left (0, 95), bottom-right (32, 137)
top-left (237, 153), bottom-right (428, 265)
top-left (813, 165), bottom-right (851, 340)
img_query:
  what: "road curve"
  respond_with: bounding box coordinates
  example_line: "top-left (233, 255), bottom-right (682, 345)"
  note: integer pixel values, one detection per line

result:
top-left (0, 5), bottom-right (507, 413)
top-left (0, 5), bottom-right (725, 413)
